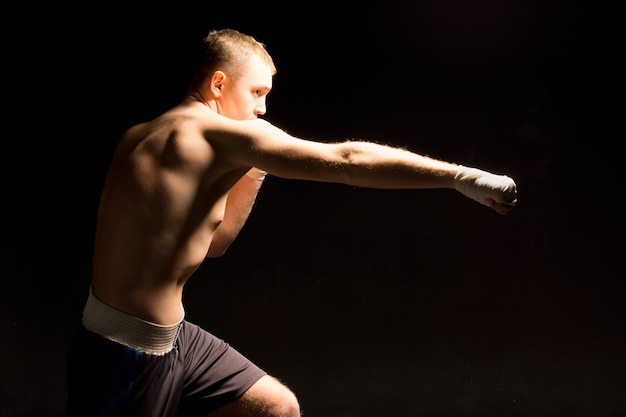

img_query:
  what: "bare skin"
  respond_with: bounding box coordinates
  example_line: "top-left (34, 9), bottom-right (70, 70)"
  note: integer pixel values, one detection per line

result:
top-left (91, 54), bottom-right (472, 326)
top-left (89, 42), bottom-right (514, 416)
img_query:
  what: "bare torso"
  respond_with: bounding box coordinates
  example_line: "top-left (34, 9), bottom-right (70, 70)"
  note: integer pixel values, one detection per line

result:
top-left (91, 102), bottom-right (246, 325)
top-left (90, 96), bottom-right (474, 326)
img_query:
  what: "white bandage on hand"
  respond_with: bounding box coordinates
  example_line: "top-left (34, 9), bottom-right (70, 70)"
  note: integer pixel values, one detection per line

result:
top-left (454, 165), bottom-right (517, 208)
top-left (245, 167), bottom-right (267, 181)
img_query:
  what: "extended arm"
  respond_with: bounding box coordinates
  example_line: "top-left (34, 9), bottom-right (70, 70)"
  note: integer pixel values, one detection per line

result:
top-left (214, 118), bottom-right (518, 215)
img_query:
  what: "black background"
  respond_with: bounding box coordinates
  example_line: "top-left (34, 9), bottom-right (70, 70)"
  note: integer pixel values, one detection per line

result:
top-left (3, 1), bottom-right (623, 416)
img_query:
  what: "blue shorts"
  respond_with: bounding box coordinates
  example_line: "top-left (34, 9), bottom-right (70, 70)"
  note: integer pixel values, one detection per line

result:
top-left (65, 291), bottom-right (267, 416)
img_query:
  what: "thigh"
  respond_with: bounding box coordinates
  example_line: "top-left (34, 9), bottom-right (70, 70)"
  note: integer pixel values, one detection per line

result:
top-left (176, 321), bottom-right (268, 415)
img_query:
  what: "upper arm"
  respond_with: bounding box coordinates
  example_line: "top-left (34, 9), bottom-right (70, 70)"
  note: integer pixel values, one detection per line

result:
top-left (209, 118), bottom-right (352, 183)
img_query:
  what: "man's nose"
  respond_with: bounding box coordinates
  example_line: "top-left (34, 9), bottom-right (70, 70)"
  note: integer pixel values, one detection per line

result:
top-left (254, 99), bottom-right (267, 116)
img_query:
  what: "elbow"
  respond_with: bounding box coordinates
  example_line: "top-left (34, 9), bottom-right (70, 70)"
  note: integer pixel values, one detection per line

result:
top-left (338, 142), bottom-right (360, 165)
top-left (334, 142), bottom-right (370, 183)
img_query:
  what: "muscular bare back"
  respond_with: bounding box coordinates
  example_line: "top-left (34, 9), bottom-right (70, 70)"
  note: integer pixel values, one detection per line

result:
top-left (91, 103), bottom-right (243, 325)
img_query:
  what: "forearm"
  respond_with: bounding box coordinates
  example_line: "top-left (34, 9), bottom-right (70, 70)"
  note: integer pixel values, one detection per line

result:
top-left (328, 142), bottom-right (517, 214)
top-left (206, 169), bottom-right (265, 257)
top-left (327, 141), bottom-right (458, 189)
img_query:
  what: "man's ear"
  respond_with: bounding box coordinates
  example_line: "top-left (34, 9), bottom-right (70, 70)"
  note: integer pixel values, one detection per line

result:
top-left (210, 71), bottom-right (226, 96)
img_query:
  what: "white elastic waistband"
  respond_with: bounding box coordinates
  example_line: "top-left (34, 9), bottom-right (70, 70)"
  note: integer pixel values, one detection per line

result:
top-left (81, 288), bottom-right (183, 355)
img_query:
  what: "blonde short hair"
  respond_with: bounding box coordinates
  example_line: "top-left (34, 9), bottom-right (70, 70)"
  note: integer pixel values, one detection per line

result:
top-left (189, 28), bottom-right (277, 89)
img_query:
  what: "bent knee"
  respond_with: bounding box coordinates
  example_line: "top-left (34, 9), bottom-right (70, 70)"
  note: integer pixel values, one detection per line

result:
top-left (246, 375), bottom-right (300, 416)
top-left (273, 386), bottom-right (300, 417)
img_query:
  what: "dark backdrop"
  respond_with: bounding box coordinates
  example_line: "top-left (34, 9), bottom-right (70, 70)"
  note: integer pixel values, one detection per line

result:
top-left (4, 1), bottom-right (622, 416)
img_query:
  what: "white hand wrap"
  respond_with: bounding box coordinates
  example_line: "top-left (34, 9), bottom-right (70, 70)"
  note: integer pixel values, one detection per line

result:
top-left (454, 165), bottom-right (517, 207)
top-left (245, 167), bottom-right (267, 181)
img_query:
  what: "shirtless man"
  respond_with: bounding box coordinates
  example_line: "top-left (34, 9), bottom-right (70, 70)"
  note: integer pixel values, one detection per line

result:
top-left (66, 28), bottom-right (517, 417)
